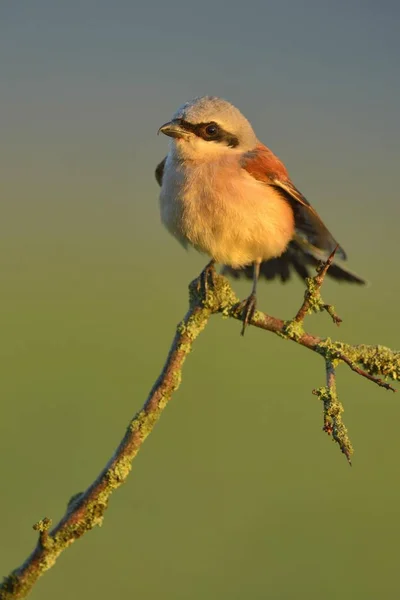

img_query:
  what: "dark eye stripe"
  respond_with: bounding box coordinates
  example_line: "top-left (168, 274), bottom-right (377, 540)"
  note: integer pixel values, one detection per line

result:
top-left (175, 118), bottom-right (239, 148)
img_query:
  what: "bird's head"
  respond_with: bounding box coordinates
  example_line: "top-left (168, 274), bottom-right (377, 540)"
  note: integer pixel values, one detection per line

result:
top-left (158, 96), bottom-right (257, 161)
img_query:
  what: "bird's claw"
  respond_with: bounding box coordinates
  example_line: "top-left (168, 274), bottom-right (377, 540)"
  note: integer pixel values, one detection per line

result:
top-left (196, 260), bottom-right (217, 301)
top-left (238, 293), bottom-right (257, 336)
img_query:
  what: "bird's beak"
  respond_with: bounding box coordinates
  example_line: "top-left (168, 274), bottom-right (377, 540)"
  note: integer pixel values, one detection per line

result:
top-left (157, 120), bottom-right (188, 139)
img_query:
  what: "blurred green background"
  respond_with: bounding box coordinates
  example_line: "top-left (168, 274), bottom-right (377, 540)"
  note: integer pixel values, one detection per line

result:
top-left (1, 1), bottom-right (400, 598)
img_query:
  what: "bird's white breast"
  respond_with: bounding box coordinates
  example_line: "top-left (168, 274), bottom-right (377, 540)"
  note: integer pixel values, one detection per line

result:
top-left (159, 153), bottom-right (294, 268)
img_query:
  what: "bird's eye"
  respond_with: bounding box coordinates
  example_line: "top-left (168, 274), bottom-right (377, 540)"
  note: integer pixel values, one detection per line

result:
top-left (204, 123), bottom-right (219, 137)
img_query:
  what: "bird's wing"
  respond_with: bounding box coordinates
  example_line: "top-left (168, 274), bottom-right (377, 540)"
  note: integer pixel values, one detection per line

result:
top-left (241, 143), bottom-right (346, 260)
top-left (155, 157), bottom-right (167, 186)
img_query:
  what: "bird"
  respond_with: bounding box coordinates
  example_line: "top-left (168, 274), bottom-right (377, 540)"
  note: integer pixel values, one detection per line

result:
top-left (156, 96), bottom-right (365, 334)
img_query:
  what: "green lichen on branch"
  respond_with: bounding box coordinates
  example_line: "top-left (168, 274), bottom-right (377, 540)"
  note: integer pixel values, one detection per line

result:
top-left (281, 319), bottom-right (305, 341)
top-left (33, 518), bottom-right (53, 550)
top-left (303, 276), bottom-right (327, 313)
top-left (315, 339), bottom-right (398, 390)
top-left (313, 362), bottom-right (353, 464)
top-left (294, 248), bottom-right (342, 326)
top-left (346, 343), bottom-right (400, 381)
top-left (302, 277), bottom-right (341, 324)
top-left (0, 259), bottom-right (398, 600)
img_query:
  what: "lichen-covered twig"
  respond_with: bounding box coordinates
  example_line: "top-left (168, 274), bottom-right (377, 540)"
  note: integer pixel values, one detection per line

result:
top-left (313, 362), bottom-right (353, 464)
top-left (295, 246), bottom-right (342, 325)
top-left (336, 352), bottom-right (396, 391)
top-left (1, 260), bottom-right (399, 599)
top-left (0, 281), bottom-right (218, 600)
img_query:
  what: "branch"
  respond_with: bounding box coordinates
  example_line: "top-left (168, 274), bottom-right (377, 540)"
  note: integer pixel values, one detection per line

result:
top-left (294, 246), bottom-right (343, 325)
top-left (312, 361), bottom-right (353, 464)
top-left (1, 259), bottom-right (399, 599)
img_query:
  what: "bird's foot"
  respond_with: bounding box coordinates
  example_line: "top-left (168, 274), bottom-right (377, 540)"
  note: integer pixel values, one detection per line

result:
top-left (237, 293), bottom-right (257, 336)
top-left (196, 260), bottom-right (217, 301)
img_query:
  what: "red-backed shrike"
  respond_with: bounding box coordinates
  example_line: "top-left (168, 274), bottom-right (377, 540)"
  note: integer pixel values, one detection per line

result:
top-left (156, 96), bottom-right (365, 333)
